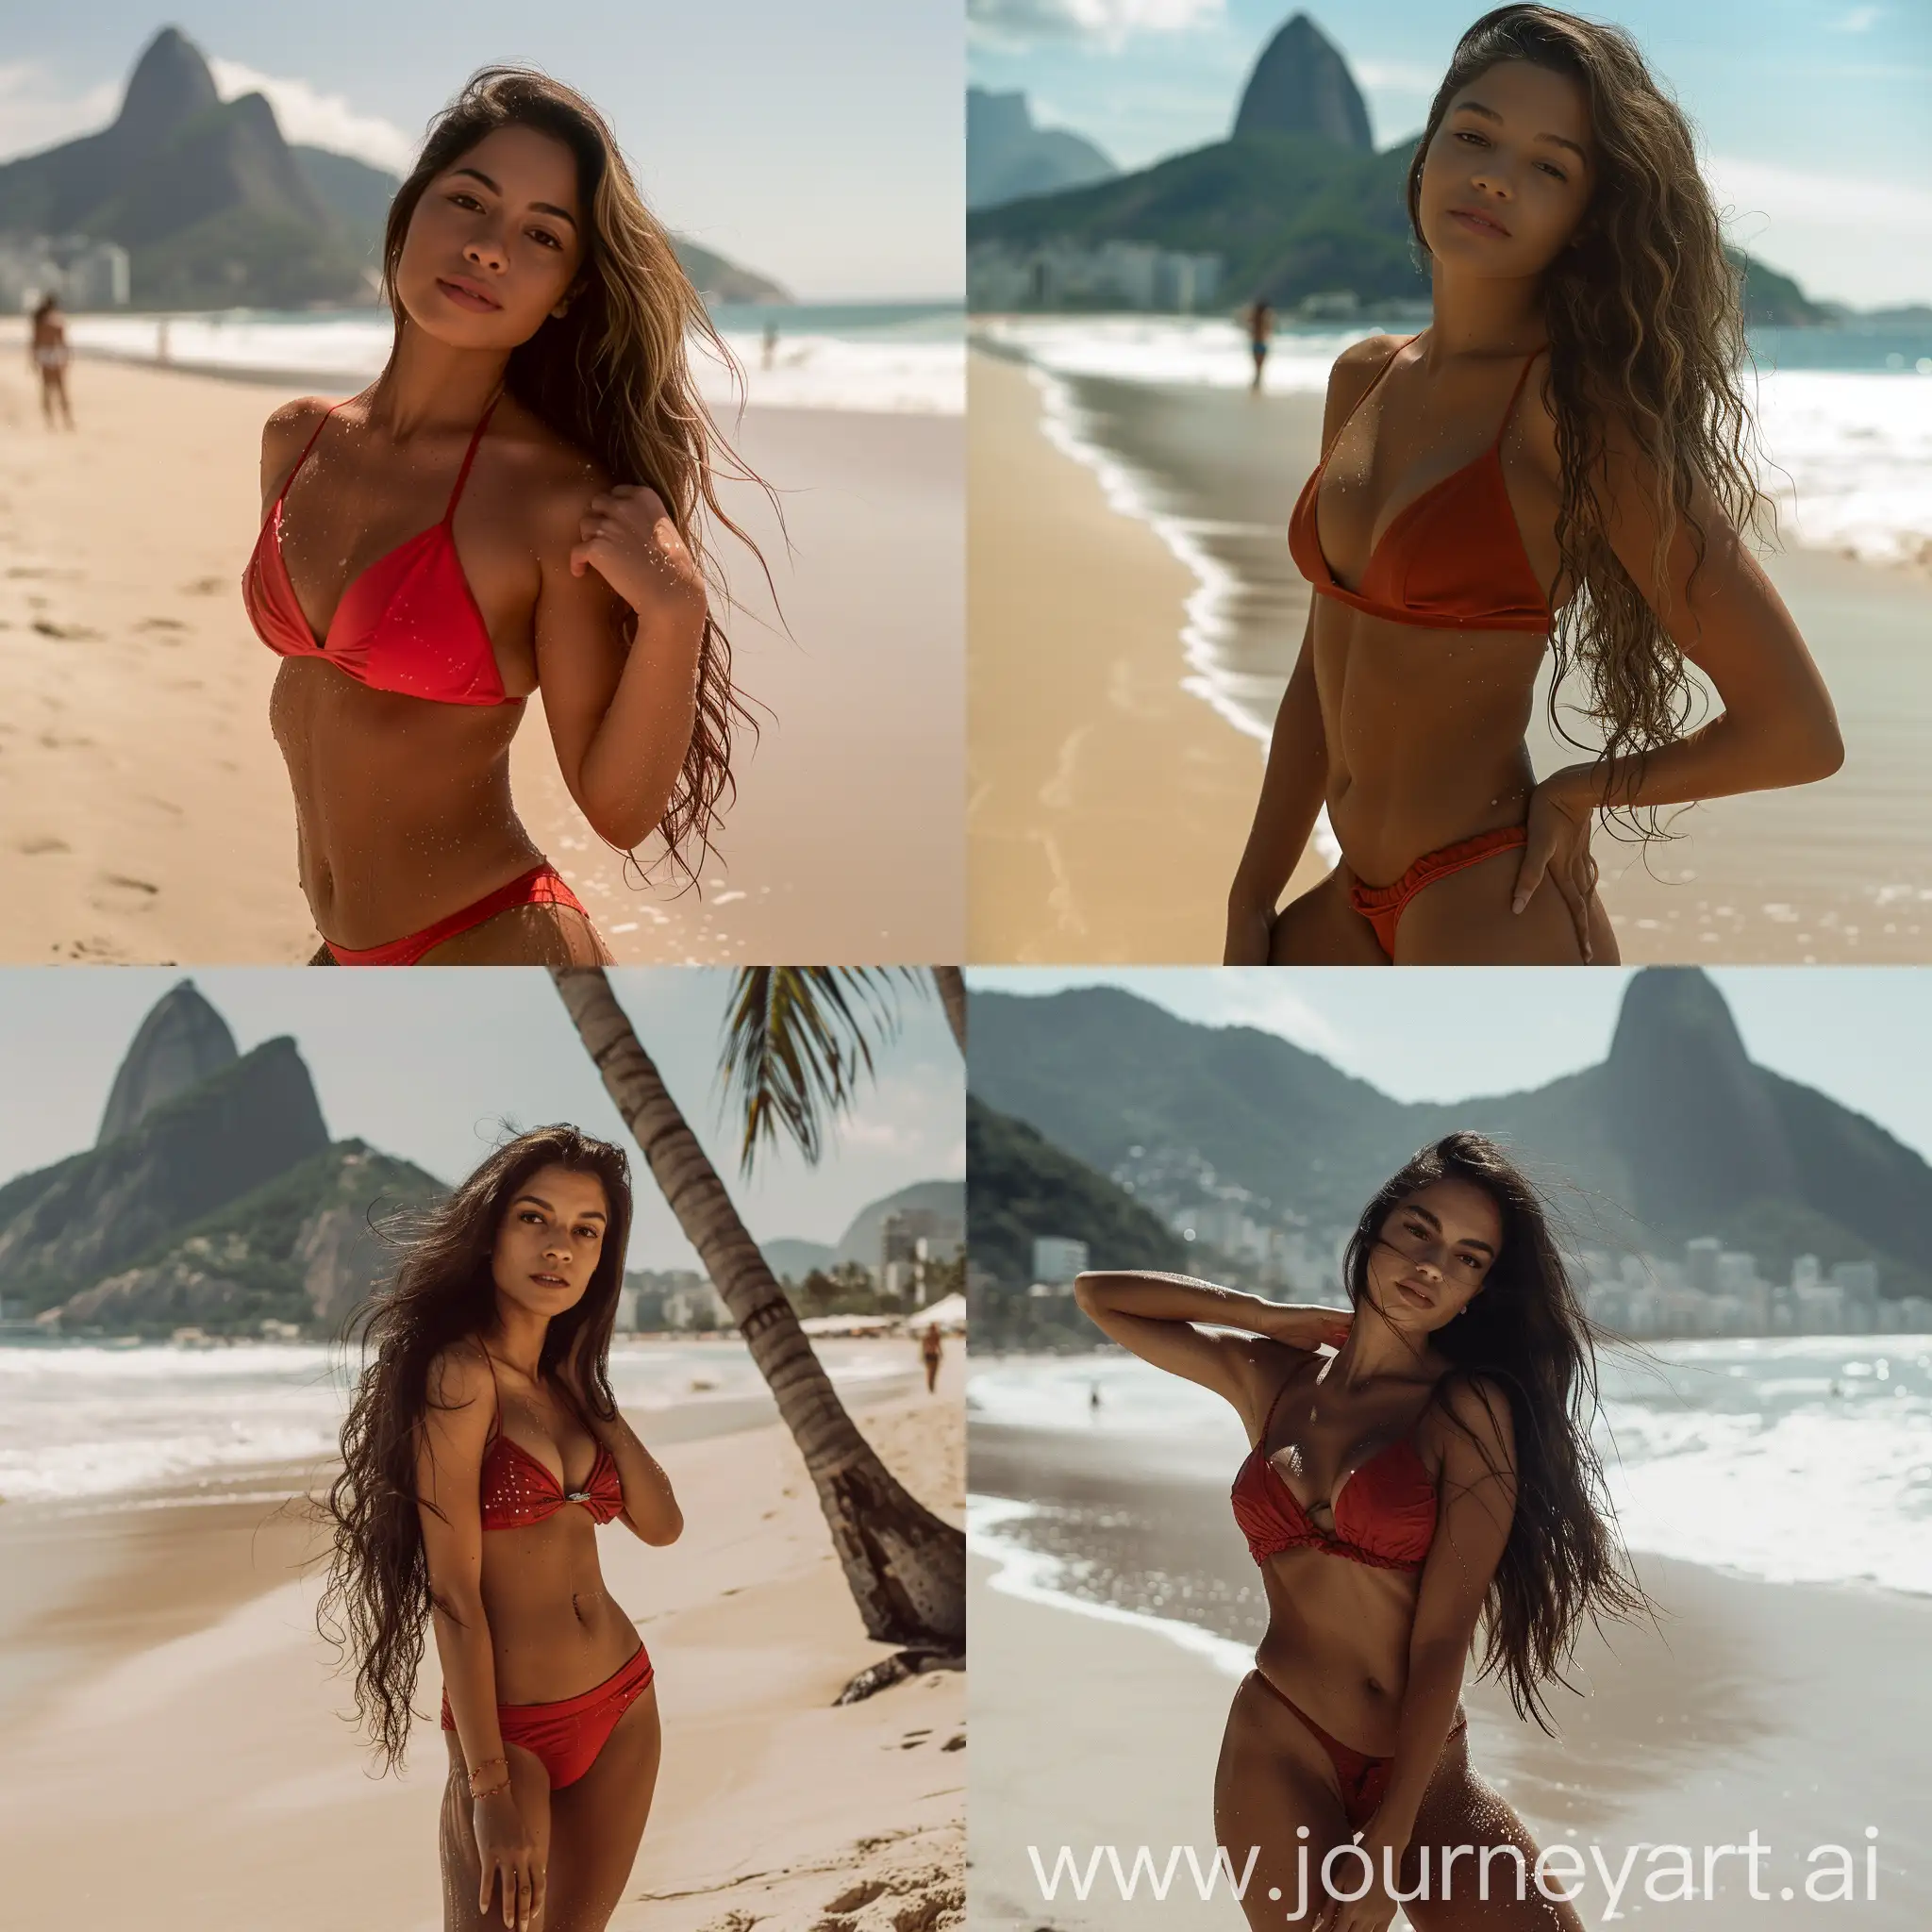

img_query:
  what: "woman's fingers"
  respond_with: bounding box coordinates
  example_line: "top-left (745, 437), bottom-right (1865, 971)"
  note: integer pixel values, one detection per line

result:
top-left (1510, 825), bottom-right (1555, 914)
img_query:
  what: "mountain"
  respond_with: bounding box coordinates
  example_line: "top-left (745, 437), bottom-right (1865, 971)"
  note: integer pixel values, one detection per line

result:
top-left (671, 240), bottom-right (791, 304)
top-left (970, 971), bottom-right (1932, 1298)
top-left (968, 1096), bottom-right (1188, 1285)
top-left (1736, 252), bottom-right (1833, 326)
top-left (831, 1179), bottom-right (965, 1268)
top-left (96, 979), bottom-right (238, 1144)
top-left (761, 1237), bottom-right (836, 1281)
top-left (0, 1036), bottom-right (330, 1315)
top-left (1233, 13), bottom-right (1373, 149)
top-left (53, 1139), bottom-right (446, 1336)
top-left (969, 88), bottom-right (1118, 211)
top-left (0, 26), bottom-right (371, 308)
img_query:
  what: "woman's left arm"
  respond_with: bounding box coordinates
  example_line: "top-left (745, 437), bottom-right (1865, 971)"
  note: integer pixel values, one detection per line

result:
top-left (534, 474), bottom-right (711, 853)
top-left (1320, 1376), bottom-right (1518, 1932)
top-left (1550, 438), bottom-right (1843, 816)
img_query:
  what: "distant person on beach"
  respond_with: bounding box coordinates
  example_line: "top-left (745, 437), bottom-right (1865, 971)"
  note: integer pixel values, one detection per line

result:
top-left (1226, 5), bottom-right (1841, 968)
top-left (29, 295), bottom-right (74, 429)
top-left (1075, 1132), bottom-right (1645, 1931)
top-left (1244, 299), bottom-right (1274, 393)
top-left (322, 1125), bottom-right (682, 1932)
top-left (762, 320), bottom-right (778, 371)
top-left (242, 67), bottom-right (769, 966)
top-left (922, 1321), bottom-right (943, 1392)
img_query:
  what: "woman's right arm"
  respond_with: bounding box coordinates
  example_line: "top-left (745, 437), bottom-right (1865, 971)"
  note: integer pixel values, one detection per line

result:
top-left (419, 1346), bottom-right (544, 1932)
top-left (1225, 619), bottom-right (1326, 961)
top-left (1073, 1271), bottom-right (1349, 1429)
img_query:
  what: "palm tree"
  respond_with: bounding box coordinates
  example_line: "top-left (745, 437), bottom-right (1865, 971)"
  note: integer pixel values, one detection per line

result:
top-left (551, 968), bottom-right (964, 1665)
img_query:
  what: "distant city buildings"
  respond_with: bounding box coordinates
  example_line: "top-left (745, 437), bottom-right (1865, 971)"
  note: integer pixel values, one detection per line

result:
top-left (0, 233), bottom-right (131, 310)
top-left (969, 239), bottom-right (1224, 314)
top-left (1027, 1237), bottom-right (1090, 1297)
top-left (883, 1208), bottom-right (950, 1307)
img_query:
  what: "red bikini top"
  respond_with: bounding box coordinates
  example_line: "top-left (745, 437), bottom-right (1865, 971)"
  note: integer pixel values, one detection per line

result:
top-left (242, 390), bottom-right (510, 705)
top-left (1231, 1374), bottom-right (1438, 1574)
top-left (1288, 333), bottom-right (1553, 633)
top-left (477, 1377), bottom-right (625, 1532)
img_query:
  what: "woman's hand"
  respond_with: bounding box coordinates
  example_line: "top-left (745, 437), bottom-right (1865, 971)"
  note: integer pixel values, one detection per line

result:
top-left (474, 1789), bottom-right (544, 1931)
top-left (569, 484), bottom-right (708, 622)
top-left (1309, 1830), bottom-right (1406, 1932)
top-left (1511, 774), bottom-right (1598, 962)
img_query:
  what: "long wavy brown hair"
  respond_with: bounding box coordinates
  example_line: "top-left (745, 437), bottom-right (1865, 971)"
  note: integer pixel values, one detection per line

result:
top-left (1406, 7), bottom-right (1771, 823)
top-left (1343, 1131), bottom-right (1648, 1728)
top-left (383, 67), bottom-right (770, 882)
top-left (318, 1124), bottom-right (635, 1770)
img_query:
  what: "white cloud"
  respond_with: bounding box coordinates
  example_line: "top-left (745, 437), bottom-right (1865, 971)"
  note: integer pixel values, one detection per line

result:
top-left (0, 61), bottom-right (119, 163)
top-left (1708, 151), bottom-right (1932, 307)
top-left (1830, 5), bottom-right (1883, 29)
top-left (208, 58), bottom-right (417, 175)
top-left (1353, 58), bottom-right (1445, 95)
top-left (968, 0), bottom-right (1224, 51)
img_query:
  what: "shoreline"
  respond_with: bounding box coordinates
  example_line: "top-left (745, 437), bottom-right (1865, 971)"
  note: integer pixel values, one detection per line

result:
top-left (1, 1352), bottom-right (964, 1929)
top-left (974, 335), bottom-right (1932, 965)
top-left (967, 348), bottom-right (1324, 962)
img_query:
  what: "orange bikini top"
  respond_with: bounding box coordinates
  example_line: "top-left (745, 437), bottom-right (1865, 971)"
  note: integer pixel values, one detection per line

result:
top-left (242, 390), bottom-right (510, 705)
top-left (1230, 1376), bottom-right (1439, 1574)
top-left (1288, 334), bottom-right (1553, 633)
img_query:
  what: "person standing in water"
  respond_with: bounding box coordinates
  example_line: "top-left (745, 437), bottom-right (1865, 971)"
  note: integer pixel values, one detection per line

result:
top-left (30, 296), bottom-right (74, 429)
top-left (1245, 299), bottom-right (1275, 393)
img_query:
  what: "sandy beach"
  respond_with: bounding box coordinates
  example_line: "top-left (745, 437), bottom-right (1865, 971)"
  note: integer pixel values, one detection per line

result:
top-left (967, 338), bottom-right (1932, 965)
top-left (968, 350), bottom-right (1324, 962)
top-left (0, 323), bottom-right (961, 965)
top-left (0, 1342), bottom-right (965, 1930)
top-left (969, 1416), bottom-right (1928, 1930)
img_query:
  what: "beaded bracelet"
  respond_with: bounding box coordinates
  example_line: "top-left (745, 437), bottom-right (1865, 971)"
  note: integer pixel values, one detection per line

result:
top-left (468, 1756), bottom-right (511, 1799)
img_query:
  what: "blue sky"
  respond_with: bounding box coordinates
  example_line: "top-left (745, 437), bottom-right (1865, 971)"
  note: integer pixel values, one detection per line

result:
top-left (0, 970), bottom-right (964, 1271)
top-left (967, 0), bottom-right (1932, 308)
top-left (966, 966), bottom-right (1932, 1161)
top-left (0, 2), bottom-right (961, 299)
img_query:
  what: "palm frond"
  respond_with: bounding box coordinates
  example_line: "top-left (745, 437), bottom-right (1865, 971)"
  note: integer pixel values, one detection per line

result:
top-left (721, 967), bottom-right (921, 1174)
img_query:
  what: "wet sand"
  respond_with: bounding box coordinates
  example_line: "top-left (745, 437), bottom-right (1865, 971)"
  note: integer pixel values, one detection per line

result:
top-left (969, 1419), bottom-right (1928, 1929)
top-left (0, 325), bottom-right (961, 964)
top-left (0, 1348), bottom-right (965, 1930)
top-left (968, 343), bottom-right (1932, 965)
top-left (968, 351), bottom-right (1322, 962)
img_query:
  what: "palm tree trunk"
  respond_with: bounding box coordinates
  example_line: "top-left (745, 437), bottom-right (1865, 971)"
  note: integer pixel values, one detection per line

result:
top-left (553, 967), bottom-right (964, 1652)
top-left (932, 964), bottom-right (967, 1055)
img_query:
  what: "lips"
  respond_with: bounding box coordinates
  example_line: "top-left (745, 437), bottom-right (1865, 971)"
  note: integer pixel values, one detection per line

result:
top-left (1448, 207), bottom-right (1510, 240)
top-left (1396, 1279), bottom-right (1437, 1309)
top-left (531, 1273), bottom-right (568, 1289)
top-left (437, 275), bottom-right (502, 311)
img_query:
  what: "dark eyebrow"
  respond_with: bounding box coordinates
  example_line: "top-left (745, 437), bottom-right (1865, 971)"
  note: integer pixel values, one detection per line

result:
top-left (514, 1192), bottom-right (606, 1221)
top-left (449, 166), bottom-right (580, 231)
top-left (1403, 1201), bottom-right (1495, 1257)
top-left (1453, 97), bottom-right (1590, 164)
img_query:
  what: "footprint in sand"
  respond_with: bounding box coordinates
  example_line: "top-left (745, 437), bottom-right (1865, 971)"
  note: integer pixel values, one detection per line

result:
top-left (31, 619), bottom-right (102, 641)
top-left (136, 616), bottom-right (188, 634)
top-left (14, 836), bottom-right (70, 857)
top-left (180, 576), bottom-right (226, 596)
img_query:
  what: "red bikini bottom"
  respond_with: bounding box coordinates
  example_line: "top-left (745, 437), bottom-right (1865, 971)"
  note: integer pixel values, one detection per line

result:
top-left (1346, 825), bottom-right (1529, 960)
top-left (1253, 1673), bottom-right (1468, 1833)
top-left (442, 1641), bottom-right (656, 1790)
top-left (324, 861), bottom-right (589, 966)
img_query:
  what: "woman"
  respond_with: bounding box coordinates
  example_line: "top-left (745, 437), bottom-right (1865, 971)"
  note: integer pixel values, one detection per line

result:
top-left (321, 1126), bottom-right (683, 1932)
top-left (244, 68), bottom-right (760, 966)
top-left (29, 295), bottom-right (74, 429)
top-left (1075, 1133), bottom-right (1644, 1930)
top-left (1224, 5), bottom-right (1842, 967)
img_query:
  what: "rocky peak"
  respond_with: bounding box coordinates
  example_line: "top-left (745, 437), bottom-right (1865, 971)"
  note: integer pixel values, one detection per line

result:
top-left (97, 980), bottom-right (239, 1145)
top-left (114, 26), bottom-right (222, 159)
top-left (1233, 12), bottom-right (1374, 151)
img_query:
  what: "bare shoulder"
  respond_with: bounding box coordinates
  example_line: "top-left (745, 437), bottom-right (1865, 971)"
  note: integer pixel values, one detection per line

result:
top-left (1240, 1336), bottom-right (1312, 1436)
top-left (1323, 331), bottom-right (1408, 436)
top-left (425, 1337), bottom-right (496, 1425)
top-left (488, 393), bottom-right (616, 557)
top-left (258, 393), bottom-right (336, 476)
top-left (1430, 1369), bottom-right (1518, 1465)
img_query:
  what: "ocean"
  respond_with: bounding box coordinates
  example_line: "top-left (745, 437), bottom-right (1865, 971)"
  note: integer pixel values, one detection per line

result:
top-left (0, 1335), bottom-right (909, 1508)
top-left (969, 1337), bottom-right (1932, 1675)
top-left (976, 314), bottom-right (1932, 746)
top-left (64, 300), bottom-right (964, 415)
